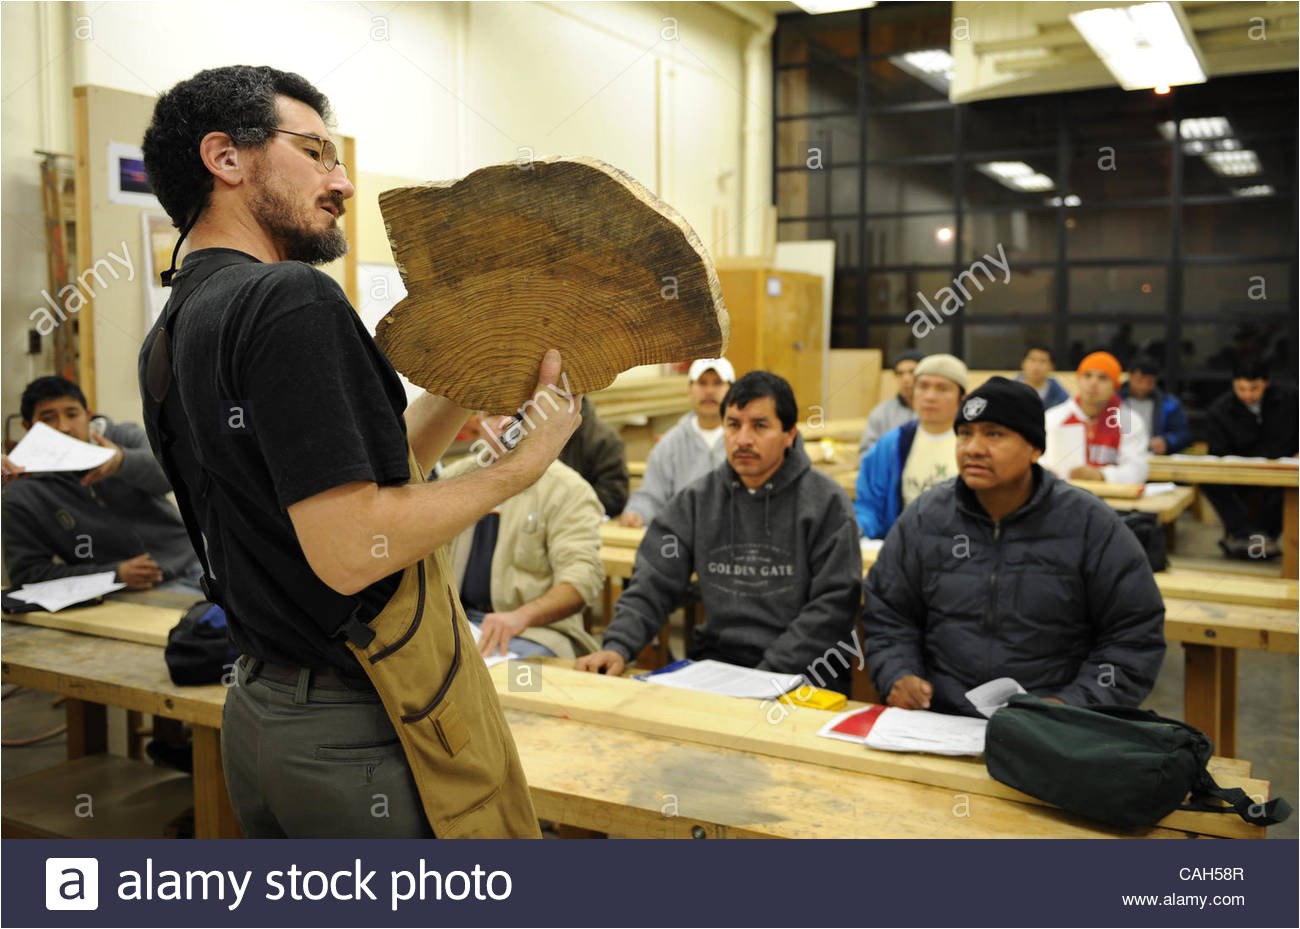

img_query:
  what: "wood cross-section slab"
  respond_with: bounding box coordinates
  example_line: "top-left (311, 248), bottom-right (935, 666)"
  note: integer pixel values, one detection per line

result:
top-left (377, 157), bottom-right (730, 412)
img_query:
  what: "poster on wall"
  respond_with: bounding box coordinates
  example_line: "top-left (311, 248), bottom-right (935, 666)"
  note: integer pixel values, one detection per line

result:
top-left (107, 141), bottom-right (160, 209)
top-left (142, 213), bottom-right (175, 327)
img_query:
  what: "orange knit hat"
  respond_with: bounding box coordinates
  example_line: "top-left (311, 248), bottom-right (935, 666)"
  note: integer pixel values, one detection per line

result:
top-left (1077, 351), bottom-right (1122, 389)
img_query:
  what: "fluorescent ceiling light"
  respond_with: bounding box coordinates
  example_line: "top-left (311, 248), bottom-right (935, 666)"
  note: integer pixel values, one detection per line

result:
top-left (1157, 117), bottom-right (1232, 141)
top-left (793, 0), bottom-right (876, 13)
top-left (1046, 194), bottom-right (1083, 207)
top-left (1232, 185), bottom-right (1275, 197)
top-left (1204, 150), bottom-right (1262, 176)
top-left (891, 49), bottom-right (955, 93)
top-left (1070, 2), bottom-right (1206, 91)
top-left (976, 161), bottom-right (1056, 192)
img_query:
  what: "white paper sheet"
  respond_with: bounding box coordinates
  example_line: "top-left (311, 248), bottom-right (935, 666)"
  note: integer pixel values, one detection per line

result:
top-left (1143, 482), bottom-right (1178, 496)
top-left (467, 622), bottom-right (520, 667)
top-left (8, 572), bottom-right (126, 612)
top-left (637, 659), bottom-right (803, 700)
top-left (8, 422), bottom-right (117, 473)
top-left (863, 708), bottom-right (988, 756)
top-left (964, 677), bottom-right (1026, 718)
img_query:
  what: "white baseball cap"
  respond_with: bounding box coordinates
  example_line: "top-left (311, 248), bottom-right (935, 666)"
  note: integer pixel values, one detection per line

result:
top-left (688, 357), bottom-right (736, 383)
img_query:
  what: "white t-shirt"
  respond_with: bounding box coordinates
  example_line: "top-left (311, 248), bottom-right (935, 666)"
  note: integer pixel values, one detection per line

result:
top-left (692, 417), bottom-right (725, 450)
top-left (902, 426), bottom-right (957, 505)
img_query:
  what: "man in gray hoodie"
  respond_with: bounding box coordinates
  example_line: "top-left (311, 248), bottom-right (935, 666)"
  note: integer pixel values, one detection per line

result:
top-left (619, 357), bottom-right (734, 528)
top-left (3, 376), bottom-right (203, 591)
top-left (578, 371), bottom-right (862, 693)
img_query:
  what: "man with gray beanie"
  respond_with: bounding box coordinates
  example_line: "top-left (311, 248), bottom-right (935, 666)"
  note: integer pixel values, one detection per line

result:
top-left (855, 353), bottom-right (967, 540)
top-left (864, 377), bottom-right (1166, 716)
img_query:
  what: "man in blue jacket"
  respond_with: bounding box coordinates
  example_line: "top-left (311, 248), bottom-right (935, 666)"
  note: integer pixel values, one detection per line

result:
top-left (577, 371), bottom-right (862, 692)
top-left (865, 377), bottom-right (1165, 715)
top-left (855, 354), bottom-right (968, 539)
top-left (1119, 355), bottom-right (1191, 454)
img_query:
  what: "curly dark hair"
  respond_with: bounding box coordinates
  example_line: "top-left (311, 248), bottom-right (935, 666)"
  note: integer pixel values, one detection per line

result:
top-left (142, 65), bottom-right (333, 229)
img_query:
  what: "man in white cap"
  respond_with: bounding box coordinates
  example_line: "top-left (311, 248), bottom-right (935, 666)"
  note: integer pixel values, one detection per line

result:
top-left (619, 358), bottom-right (735, 528)
top-left (855, 353), bottom-right (968, 540)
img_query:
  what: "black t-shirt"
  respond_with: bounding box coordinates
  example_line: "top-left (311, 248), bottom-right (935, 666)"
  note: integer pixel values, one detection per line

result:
top-left (143, 248), bottom-right (408, 679)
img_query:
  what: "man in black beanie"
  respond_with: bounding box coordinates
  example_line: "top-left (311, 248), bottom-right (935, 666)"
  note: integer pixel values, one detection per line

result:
top-left (864, 377), bottom-right (1166, 716)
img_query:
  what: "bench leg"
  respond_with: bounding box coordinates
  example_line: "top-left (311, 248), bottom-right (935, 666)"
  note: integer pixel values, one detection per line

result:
top-left (192, 724), bottom-right (242, 838)
top-left (65, 700), bottom-right (106, 758)
top-left (1283, 487), bottom-right (1297, 580)
top-left (1183, 644), bottom-right (1237, 758)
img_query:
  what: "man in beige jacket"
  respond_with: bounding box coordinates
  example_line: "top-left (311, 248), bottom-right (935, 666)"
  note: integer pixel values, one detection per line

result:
top-left (444, 414), bottom-right (603, 659)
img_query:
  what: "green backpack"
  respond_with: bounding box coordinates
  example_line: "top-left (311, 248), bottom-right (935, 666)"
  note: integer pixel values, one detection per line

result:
top-left (985, 694), bottom-right (1291, 829)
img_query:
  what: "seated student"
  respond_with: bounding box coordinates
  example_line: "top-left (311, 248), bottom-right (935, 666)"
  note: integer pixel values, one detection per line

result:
top-left (855, 353), bottom-right (968, 540)
top-left (619, 357), bottom-right (734, 528)
top-left (1014, 343), bottom-right (1069, 410)
top-left (857, 350), bottom-right (923, 461)
top-left (1120, 355), bottom-right (1191, 455)
top-left (2, 376), bottom-right (202, 591)
top-left (865, 377), bottom-right (1166, 716)
top-left (444, 413), bottom-right (603, 659)
top-left (560, 396), bottom-right (629, 518)
top-left (1041, 351), bottom-right (1149, 484)
top-left (576, 371), bottom-right (862, 692)
top-left (1202, 357), bottom-right (1299, 559)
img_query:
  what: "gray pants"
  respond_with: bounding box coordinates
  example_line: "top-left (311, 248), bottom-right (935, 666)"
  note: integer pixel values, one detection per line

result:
top-left (222, 655), bottom-right (434, 838)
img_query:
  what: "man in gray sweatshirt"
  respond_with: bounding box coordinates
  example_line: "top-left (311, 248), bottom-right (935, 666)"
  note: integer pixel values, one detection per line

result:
top-left (619, 357), bottom-right (734, 528)
top-left (578, 371), bottom-right (862, 693)
top-left (2, 376), bottom-right (202, 591)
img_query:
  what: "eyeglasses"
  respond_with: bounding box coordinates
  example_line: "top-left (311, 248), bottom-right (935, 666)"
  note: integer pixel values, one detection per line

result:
top-left (264, 127), bottom-right (346, 174)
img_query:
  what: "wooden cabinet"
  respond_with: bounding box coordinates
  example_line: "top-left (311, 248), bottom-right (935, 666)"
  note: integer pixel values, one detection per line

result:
top-left (717, 267), bottom-right (825, 418)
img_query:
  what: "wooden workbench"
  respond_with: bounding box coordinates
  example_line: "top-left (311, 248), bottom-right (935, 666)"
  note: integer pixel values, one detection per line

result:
top-left (1147, 455), bottom-right (1299, 578)
top-left (1, 616), bottom-right (1274, 840)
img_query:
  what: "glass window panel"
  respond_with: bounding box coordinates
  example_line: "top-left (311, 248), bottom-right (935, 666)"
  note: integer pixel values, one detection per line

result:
top-left (831, 267), bottom-right (861, 330)
top-left (776, 116), bottom-right (861, 168)
top-left (830, 218), bottom-right (861, 270)
top-left (964, 98), bottom-right (1057, 153)
top-left (864, 57), bottom-right (949, 106)
top-left (964, 322), bottom-right (1055, 369)
top-left (866, 162), bottom-right (954, 212)
top-left (1065, 322), bottom-right (1172, 372)
top-left (1180, 318), bottom-right (1293, 375)
top-left (960, 267), bottom-right (1053, 317)
top-left (866, 109), bottom-right (954, 159)
top-left (1068, 145), bottom-right (1172, 200)
top-left (1184, 202), bottom-right (1294, 257)
top-left (1063, 87), bottom-right (1175, 146)
top-left (1183, 263), bottom-right (1291, 316)
top-left (1069, 266), bottom-right (1166, 317)
top-left (777, 11), bottom-right (861, 65)
top-left (866, 216), bottom-right (956, 265)
top-left (777, 65), bottom-right (858, 116)
top-left (963, 211), bottom-right (1057, 264)
top-left (961, 163), bottom-right (1059, 208)
top-left (1065, 206), bottom-right (1171, 260)
top-left (777, 167), bottom-right (860, 218)
top-left (863, 322), bottom-right (954, 359)
top-left (866, 2), bottom-right (952, 56)
top-left (865, 270), bottom-right (956, 318)
top-left (1176, 72), bottom-right (1299, 139)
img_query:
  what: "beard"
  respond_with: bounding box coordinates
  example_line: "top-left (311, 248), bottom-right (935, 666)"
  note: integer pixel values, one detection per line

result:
top-left (249, 166), bottom-right (349, 265)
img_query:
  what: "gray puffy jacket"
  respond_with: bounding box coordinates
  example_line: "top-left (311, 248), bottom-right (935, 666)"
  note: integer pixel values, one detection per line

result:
top-left (865, 466), bottom-right (1166, 715)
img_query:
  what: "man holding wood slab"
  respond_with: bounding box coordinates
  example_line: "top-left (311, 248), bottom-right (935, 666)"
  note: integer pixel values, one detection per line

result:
top-left (577, 371), bottom-right (862, 693)
top-left (138, 66), bottom-right (579, 838)
top-left (865, 377), bottom-right (1166, 716)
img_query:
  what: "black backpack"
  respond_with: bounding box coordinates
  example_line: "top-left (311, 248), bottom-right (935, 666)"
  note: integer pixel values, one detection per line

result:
top-left (164, 600), bottom-right (239, 686)
top-left (986, 694), bottom-right (1290, 829)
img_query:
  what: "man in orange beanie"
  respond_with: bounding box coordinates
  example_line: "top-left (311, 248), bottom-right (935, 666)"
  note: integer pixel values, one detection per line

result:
top-left (1040, 351), bottom-right (1149, 484)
